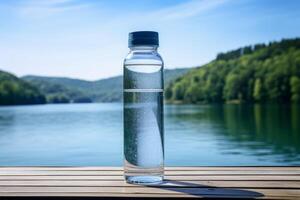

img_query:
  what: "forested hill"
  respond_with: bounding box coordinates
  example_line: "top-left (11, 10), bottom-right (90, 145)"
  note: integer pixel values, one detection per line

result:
top-left (23, 68), bottom-right (189, 103)
top-left (0, 70), bottom-right (46, 105)
top-left (166, 38), bottom-right (300, 104)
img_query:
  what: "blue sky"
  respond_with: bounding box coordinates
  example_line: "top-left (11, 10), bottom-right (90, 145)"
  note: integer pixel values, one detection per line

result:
top-left (0, 0), bottom-right (299, 80)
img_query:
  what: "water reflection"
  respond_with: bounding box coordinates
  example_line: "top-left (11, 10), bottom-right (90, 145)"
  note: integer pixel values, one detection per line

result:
top-left (0, 103), bottom-right (299, 166)
top-left (166, 104), bottom-right (300, 165)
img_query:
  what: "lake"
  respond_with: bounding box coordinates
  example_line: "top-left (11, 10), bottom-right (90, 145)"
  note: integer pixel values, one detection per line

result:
top-left (0, 103), bottom-right (299, 166)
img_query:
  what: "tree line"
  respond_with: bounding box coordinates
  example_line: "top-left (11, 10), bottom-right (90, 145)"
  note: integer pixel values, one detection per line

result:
top-left (0, 71), bottom-right (46, 105)
top-left (166, 38), bottom-right (300, 104)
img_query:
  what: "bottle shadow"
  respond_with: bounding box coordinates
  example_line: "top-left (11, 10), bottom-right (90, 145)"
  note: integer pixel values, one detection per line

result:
top-left (146, 179), bottom-right (264, 199)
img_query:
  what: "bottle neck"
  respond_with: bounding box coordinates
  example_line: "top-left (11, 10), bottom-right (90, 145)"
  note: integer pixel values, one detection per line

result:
top-left (129, 45), bottom-right (158, 52)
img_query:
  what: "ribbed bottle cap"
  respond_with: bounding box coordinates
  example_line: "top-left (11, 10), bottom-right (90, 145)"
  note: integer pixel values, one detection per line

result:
top-left (128, 31), bottom-right (159, 47)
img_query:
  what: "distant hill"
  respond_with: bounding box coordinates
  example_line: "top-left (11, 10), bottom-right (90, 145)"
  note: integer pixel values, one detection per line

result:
top-left (0, 70), bottom-right (46, 105)
top-left (166, 38), bottom-right (300, 104)
top-left (22, 68), bottom-right (189, 103)
top-left (4, 38), bottom-right (300, 105)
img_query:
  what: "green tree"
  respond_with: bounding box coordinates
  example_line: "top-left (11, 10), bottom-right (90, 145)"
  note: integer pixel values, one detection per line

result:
top-left (0, 71), bottom-right (46, 105)
top-left (290, 76), bottom-right (300, 103)
top-left (224, 74), bottom-right (241, 101)
top-left (165, 83), bottom-right (173, 100)
top-left (172, 82), bottom-right (186, 101)
top-left (166, 38), bottom-right (300, 104)
top-left (253, 78), bottom-right (263, 101)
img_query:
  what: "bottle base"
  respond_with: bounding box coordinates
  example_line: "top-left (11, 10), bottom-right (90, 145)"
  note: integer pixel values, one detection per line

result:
top-left (125, 175), bottom-right (163, 185)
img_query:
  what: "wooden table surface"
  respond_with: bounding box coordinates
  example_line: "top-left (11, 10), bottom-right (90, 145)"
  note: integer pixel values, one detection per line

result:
top-left (0, 167), bottom-right (299, 199)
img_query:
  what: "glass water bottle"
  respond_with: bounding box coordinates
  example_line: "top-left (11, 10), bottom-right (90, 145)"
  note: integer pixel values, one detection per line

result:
top-left (123, 31), bottom-right (164, 184)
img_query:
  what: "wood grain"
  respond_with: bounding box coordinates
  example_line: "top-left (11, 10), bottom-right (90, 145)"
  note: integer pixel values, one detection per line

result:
top-left (0, 167), bottom-right (299, 199)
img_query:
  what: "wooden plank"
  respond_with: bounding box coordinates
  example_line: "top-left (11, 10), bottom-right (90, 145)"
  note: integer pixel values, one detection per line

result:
top-left (0, 193), bottom-right (298, 200)
top-left (0, 167), bottom-right (299, 199)
top-left (168, 166), bottom-right (300, 171)
top-left (1, 166), bottom-right (299, 171)
top-left (0, 175), bottom-right (300, 181)
top-left (0, 180), bottom-right (299, 189)
top-left (0, 187), bottom-right (299, 198)
top-left (1, 192), bottom-right (299, 200)
top-left (0, 170), bottom-right (299, 176)
top-left (0, 167), bottom-right (122, 171)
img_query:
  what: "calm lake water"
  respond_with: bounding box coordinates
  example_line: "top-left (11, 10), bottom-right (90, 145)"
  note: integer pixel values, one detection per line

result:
top-left (0, 103), bottom-right (299, 166)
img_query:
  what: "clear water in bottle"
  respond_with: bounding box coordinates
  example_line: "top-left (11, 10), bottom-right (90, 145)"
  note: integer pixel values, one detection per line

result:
top-left (124, 31), bottom-right (164, 184)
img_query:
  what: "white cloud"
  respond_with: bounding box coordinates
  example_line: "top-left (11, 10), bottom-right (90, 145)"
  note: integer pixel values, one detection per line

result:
top-left (108, 0), bottom-right (230, 29)
top-left (151, 0), bottom-right (229, 21)
top-left (0, 0), bottom-right (233, 80)
top-left (17, 0), bottom-right (90, 18)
